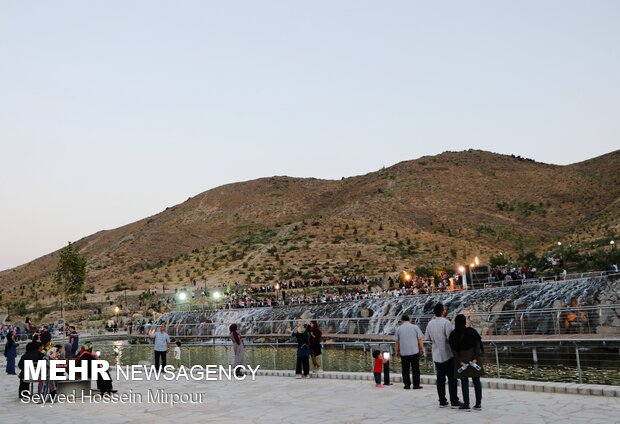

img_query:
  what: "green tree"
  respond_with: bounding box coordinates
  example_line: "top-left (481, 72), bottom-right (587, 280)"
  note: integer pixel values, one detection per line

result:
top-left (55, 242), bottom-right (87, 308)
top-left (489, 254), bottom-right (508, 267)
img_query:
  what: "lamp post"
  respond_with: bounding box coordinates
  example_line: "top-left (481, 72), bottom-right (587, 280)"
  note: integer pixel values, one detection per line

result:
top-left (382, 351), bottom-right (391, 385)
top-left (275, 283), bottom-right (280, 303)
top-left (557, 242), bottom-right (564, 267)
top-left (114, 306), bottom-right (119, 328)
top-left (611, 241), bottom-right (616, 268)
top-left (458, 266), bottom-right (466, 290)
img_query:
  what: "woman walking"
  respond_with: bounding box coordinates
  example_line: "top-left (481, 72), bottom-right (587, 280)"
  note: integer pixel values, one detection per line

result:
top-left (449, 314), bottom-right (484, 411)
top-left (229, 324), bottom-right (245, 377)
top-left (4, 331), bottom-right (18, 375)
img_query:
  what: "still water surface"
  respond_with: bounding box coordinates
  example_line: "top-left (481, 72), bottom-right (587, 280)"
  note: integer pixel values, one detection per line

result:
top-left (93, 342), bottom-right (619, 385)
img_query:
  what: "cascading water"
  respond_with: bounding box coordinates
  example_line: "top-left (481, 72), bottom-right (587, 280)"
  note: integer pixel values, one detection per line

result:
top-left (155, 276), bottom-right (619, 339)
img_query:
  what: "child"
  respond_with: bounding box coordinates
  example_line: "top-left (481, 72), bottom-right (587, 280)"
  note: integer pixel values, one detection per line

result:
top-left (173, 341), bottom-right (182, 371)
top-left (372, 350), bottom-right (386, 388)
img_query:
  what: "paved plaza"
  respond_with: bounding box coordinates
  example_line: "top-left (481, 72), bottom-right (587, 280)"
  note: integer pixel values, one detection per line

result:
top-left (0, 369), bottom-right (618, 424)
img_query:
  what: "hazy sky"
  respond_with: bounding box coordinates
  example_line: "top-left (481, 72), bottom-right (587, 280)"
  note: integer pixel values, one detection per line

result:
top-left (1, 1), bottom-right (618, 271)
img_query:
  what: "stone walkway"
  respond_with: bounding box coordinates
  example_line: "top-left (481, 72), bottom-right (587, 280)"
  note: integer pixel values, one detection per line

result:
top-left (0, 370), bottom-right (618, 423)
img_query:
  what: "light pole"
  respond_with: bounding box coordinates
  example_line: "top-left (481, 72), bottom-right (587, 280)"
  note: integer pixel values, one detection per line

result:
top-left (611, 241), bottom-right (616, 268)
top-left (459, 266), bottom-right (467, 290)
top-left (274, 283), bottom-right (280, 304)
top-left (557, 242), bottom-right (563, 267)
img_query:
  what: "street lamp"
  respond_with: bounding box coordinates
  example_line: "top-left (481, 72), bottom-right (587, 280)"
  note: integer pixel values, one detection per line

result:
top-left (557, 242), bottom-right (564, 267)
top-left (114, 306), bottom-right (119, 327)
top-left (274, 283), bottom-right (280, 302)
top-left (458, 266), bottom-right (467, 290)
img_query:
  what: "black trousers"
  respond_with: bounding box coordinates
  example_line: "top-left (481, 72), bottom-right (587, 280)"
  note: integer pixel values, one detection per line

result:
top-left (154, 350), bottom-right (167, 370)
top-left (373, 372), bottom-right (382, 384)
top-left (401, 353), bottom-right (420, 388)
top-left (19, 380), bottom-right (30, 400)
top-left (296, 357), bottom-right (309, 376)
top-left (435, 357), bottom-right (459, 405)
top-left (460, 377), bottom-right (482, 407)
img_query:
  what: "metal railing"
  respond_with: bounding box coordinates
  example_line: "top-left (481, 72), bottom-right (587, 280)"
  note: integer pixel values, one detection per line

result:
top-left (88, 339), bottom-right (620, 386)
top-left (128, 304), bottom-right (620, 341)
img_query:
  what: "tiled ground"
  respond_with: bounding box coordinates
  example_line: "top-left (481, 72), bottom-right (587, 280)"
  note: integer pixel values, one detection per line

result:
top-left (0, 369), bottom-right (618, 423)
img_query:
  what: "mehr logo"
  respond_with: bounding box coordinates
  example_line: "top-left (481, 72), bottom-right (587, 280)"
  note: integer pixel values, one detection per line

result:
top-left (24, 360), bottom-right (260, 382)
top-left (24, 360), bottom-right (111, 381)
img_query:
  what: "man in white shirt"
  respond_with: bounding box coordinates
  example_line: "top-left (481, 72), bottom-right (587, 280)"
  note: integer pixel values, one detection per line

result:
top-left (425, 303), bottom-right (461, 408)
top-left (395, 314), bottom-right (425, 389)
top-left (150, 325), bottom-right (170, 371)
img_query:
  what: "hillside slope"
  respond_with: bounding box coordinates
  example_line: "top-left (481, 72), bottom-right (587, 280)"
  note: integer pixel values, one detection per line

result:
top-left (1, 149), bottom-right (618, 310)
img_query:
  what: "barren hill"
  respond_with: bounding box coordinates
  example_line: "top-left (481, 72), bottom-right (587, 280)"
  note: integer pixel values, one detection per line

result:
top-left (1, 149), bottom-right (618, 312)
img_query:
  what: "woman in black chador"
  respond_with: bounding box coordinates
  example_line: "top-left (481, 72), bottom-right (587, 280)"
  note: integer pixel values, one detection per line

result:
top-left (449, 314), bottom-right (484, 411)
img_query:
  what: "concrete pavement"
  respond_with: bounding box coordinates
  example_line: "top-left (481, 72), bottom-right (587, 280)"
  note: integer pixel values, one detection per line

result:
top-left (0, 369), bottom-right (618, 424)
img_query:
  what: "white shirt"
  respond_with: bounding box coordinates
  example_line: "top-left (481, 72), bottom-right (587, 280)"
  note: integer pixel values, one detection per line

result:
top-left (394, 322), bottom-right (423, 356)
top-left (424, 316), bottom-right (454, 363)
top-left (173, 346), bottom-right (181, 360)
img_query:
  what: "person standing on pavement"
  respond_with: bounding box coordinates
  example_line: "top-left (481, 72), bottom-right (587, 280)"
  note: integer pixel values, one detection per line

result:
top-left (425, 303), bottom-right (461, 408)
top-left (308, 320), bottom-right (323, 372)
top-left (292, 323), bottom-right (311, 379)
top-left (149, 325), bottom-right (170, 371)
top-left (449, 314), bottom-right (484, 411)
top-left (4, 331), bottom-right (18, 375)
top-left (394, 314), bottom-right (425, 389)
top-left (229, 324), bottom-right (245, 377)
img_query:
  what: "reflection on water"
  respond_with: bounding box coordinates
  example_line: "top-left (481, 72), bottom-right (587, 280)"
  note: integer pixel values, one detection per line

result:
top-left (94, 342), bottom-right (620, 386)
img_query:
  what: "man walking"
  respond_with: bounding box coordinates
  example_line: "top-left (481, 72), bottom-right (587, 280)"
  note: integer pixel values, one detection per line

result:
top-left (395, 314), bottom-right (425, 389)
top-left (150, 325), bottom-right (170, 371)
top-left (425, 303), bottom-right (461, 408)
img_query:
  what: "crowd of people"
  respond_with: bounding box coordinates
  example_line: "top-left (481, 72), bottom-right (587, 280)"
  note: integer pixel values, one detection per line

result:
top-left (130, 259), bottom-right (620, 314)
top-left (172, 263), bottom-right (594, 310)
top-left (281, 303), bottom-right (484, 411)
top-left (2, 319), bottom-right (116, 401)
top-left (188, 273), bottom-right (462, 310)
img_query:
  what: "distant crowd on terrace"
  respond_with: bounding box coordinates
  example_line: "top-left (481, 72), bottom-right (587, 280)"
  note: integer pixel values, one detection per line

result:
top-left (167, 263), bottom-right (575, 310)
top-left (129, 256), bottom-right (619, 313)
